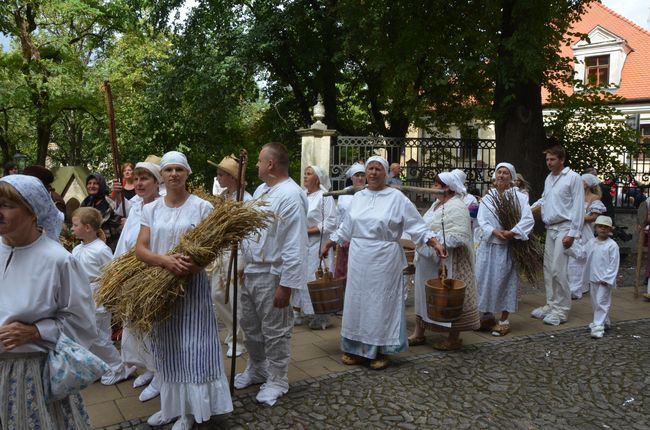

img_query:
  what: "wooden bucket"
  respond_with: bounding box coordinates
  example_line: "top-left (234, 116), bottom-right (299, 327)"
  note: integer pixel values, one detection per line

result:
top-left (425, 266), bottom-right (466, 322)
top-left (400, 239), bottom-right (416, 264)
top-left (308, 264), bottom-right (346, 314)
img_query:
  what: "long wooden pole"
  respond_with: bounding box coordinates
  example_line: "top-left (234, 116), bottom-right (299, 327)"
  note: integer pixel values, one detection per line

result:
top-left (228, 150), bottom-right (247, 395)
top-left (102, 80), bottom-right (125, 215)
top-left (635, 203), bottom-right (647, 299)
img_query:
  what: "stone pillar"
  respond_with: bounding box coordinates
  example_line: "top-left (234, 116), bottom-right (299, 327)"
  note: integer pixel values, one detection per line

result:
top-left (297, 95), bottom-right (337, 187)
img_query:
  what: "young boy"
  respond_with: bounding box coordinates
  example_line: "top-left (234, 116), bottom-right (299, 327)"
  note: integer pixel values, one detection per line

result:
top-left (583, 215), bottom-right (619, 339)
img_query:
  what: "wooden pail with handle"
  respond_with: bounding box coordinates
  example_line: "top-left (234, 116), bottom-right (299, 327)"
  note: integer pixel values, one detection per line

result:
top-left (425, 265), bottom-right (466, 322)
top-left (308, 260), bottom-right (346, 314)
top-left (400, 238), bottom-right (416, 274)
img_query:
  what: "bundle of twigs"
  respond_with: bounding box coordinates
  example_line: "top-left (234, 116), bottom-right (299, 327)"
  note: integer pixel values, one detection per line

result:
top-left (95, 197), bottom-right (273, 333)
top-left (483, 189), bottom-right (543, 283)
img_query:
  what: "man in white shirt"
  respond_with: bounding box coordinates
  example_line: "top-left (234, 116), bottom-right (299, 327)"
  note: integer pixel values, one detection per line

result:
top-left (236, 142), bottom-right (308, 406)
top-left (531, 145), bottom-right (585, 325)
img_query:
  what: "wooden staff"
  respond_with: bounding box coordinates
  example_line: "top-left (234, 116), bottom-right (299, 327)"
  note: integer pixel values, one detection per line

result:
top-left (226, 149), bottom-right (247, 395)
top-left (102, 80), bottom-right (125, 215)
top-left (635, 203), bottom-right (648, 299)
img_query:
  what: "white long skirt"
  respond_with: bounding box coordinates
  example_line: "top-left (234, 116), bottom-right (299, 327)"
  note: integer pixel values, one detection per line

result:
top-left (475, 242), bottom-right (519, 314)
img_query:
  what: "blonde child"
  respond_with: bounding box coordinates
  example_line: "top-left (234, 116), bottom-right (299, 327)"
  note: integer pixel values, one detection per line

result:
top-left (71, 207), bottom-right (136, 384)
top-left (583, 215), bottom-right (619, 339)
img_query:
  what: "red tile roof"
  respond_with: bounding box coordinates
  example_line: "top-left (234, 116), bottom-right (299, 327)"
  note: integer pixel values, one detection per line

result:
top-left (544, 2), bottom-right (650, 103)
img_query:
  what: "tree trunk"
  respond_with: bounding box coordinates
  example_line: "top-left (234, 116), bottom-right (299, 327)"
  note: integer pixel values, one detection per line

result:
top-left (36, 118), bottom-right (51, 166)
top-left (495, 82), bottom-right (547, 202)
top-left (494, 0), bottom-right (548, 202)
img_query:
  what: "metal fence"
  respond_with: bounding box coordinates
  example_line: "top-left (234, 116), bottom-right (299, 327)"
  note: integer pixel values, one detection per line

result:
top-left (601, 146), bottom-right (650, 210)
top-left (330, 136), bottom-right (650, 210)
top-left (330, 136), bottom-right (497, 208)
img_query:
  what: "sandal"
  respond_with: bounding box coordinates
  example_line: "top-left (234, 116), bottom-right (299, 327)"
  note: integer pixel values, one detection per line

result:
top-left (432, 339), bottom-right (463, 351)
top-left (369, 355), bottom-right (389, 370)
top-left (408, 336), bottom-right (426, 346)
top-left (478, 317), bottom-right (496, 332)
top-left (341, 353), bottom-right (366, 366)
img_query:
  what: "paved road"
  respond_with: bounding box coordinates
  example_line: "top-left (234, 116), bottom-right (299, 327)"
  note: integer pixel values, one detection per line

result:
top-left (102, 318), bottom-right (650, 429)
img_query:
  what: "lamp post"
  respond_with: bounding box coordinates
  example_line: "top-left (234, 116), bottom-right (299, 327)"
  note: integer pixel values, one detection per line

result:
top-left (13, 150), bottom-right (27, 173)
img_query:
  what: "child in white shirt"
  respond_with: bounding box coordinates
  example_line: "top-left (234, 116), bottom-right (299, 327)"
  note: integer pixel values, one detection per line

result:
top-left (72, 207), bottom-right (135, 384)
top-left (583, 215), bottom-right (619, 339)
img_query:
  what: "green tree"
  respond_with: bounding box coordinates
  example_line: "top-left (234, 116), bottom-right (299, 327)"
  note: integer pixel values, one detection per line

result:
top-left (0, 0), bottom-right (132, 165)
top-left (545, 83), bottom-right (642, 174)
top-left (492, 0), bottom-right (593, 199)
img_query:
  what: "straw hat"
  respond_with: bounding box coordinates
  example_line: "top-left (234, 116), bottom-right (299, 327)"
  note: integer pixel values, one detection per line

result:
top-left (208, 155), bottom-right (239, 179)
top-left (594, 215), bottom-right (613, 228)
top-left (144, 154), bottom-right (161, 165)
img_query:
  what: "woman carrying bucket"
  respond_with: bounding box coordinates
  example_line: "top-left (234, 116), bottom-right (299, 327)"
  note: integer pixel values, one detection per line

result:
top-left (320, 156), bottom-right (445, 370)
top-left (302, 165), bottom-right (338, 330)
top-left (475, 163), bottom-right (534, 336)
top-left (408, 171), bottom-right (480, 351)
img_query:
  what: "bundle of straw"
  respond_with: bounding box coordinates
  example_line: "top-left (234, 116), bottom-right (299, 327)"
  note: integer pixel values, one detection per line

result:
top-left (482, 189), bottom-right (543, 283)
top-left (95, 197), bottom-right (273, 333)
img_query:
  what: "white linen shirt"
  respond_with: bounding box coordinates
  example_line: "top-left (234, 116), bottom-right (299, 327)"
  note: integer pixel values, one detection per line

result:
top-left (72, 239), bottom-right (113, 311)
top-left (0, 234), bottom-right (97, 353)
top-left (141, 195), bottom-right (213, 255)
top-left (243, 178), bottom-right (308, 290)
top-left (584, 237), bottom-right (619, 287)
top-left (532, 167), bottom-right (585, 237)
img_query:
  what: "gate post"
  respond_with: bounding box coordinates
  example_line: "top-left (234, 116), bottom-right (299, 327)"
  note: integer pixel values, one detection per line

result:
top-left (297, 95), bottom-right (337, 187)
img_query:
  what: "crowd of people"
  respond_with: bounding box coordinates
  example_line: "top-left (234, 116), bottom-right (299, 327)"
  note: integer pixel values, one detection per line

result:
top-left (0, 143), bottom-right (628, 428)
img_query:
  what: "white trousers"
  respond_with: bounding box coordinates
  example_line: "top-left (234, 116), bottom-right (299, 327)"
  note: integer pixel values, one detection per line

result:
top-left (543, 229), bottom-right (572, 319)
top-left (567, 256), bottom-right (588, 297)
top-left (590, 282), bottom-right (612, 327)
top-left (211, 281), bottom-right (246, 348)
top-left (240, 273), bottom-right (293, 390)
top-left (121, 326), bottom-right (155, 371)
top-left (90, 312), bottom-right (127, 376)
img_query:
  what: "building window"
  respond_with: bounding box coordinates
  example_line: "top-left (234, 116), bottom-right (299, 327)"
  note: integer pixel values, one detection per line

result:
top-left (585, 55), bottom-right (610, 86)
top-left (642, 125), bottom-right (650, 145)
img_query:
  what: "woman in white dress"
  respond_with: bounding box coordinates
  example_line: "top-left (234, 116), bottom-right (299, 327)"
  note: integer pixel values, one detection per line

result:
top-left (114, 158), bottom-right (162, 402)
top-left (475, 163), bottom-right (534, 336)
top-left (568, 173), bottom-right (606, 300)
top-left (334, 163), bottom-right (366, 279)
top-left (303, 165), bottom-right (337, 330)
top-left (0, 175), bottom-right (97, 429)
top-left (408, 171), bottom-right (481, 351)
top-left (321, 156), bottom-right (444, 370)
top-left (135, 151), bottom-right (232, 429)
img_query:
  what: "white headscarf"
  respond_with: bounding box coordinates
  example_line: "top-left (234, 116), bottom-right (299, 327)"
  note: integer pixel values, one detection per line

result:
top-left (0, 174), bottom-right (63, 241)
top-left (581, 173), bottom-right (600, 188)
top-left (135, 161), bottom-right (162, 183)
top-left (365, 156), bottom-right (389, 183)
top-left (160, 151), bottom-right (192, 174)
top-left (492, 162), bottom-right (517, 184)
top-left (438, 171), bottom-right (465, 194)
top-left (452, 169), bottom-right (466, 184)
top-left (345, 163), bottom-right (365, 178)
top-left (309, 165), bottom-right (332, 192)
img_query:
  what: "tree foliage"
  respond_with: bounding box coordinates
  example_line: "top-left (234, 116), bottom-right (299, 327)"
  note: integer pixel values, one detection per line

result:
top-left (545, 83), bottom-right (642, 174)
top-left (0, 0), bottom-right (643, 193)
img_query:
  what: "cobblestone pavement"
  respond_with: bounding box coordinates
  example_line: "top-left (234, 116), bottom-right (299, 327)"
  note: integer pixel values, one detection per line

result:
top-left (101, 318), bottom-right (650, 430)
